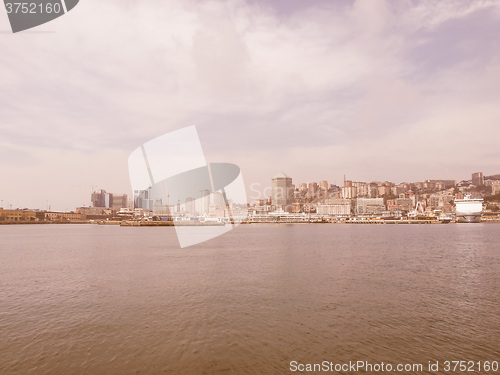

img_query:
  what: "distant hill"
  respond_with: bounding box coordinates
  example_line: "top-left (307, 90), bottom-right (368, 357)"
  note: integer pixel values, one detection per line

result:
top-left (486, 174), bottom-right (500, 180)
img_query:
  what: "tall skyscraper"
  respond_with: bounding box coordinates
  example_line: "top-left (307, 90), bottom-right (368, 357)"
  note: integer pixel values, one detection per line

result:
top-left (472, 172), bottom-right (484, 186)
top-left (91, 189), bottom-right (109, 208)
top-left (110, 194), bottom-right (128, 210)
top-left (308, 182), bottom-right (318, 197)
top-left (185, 197), bottom-right (196, 216)
top-left (213, 192), bottom-right (226, 209)
top-left (271, 172), bottom-right (293, 212)
top-left (199, 189), bottom-right (210, 216)
top-left (92, 190), bottom-right (127, 210)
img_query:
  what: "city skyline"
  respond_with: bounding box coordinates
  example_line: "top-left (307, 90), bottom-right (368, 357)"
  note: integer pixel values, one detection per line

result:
top-left (2, 167), bottom-right (499, 225)
top-left (1, 169), bottom-right (499, 212)
top-left (2, 0), bottom-right (500, 211)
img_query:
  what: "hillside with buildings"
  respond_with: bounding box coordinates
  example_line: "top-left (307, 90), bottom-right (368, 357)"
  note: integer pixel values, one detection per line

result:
top-left (1, 172), bottom-right (500, 224)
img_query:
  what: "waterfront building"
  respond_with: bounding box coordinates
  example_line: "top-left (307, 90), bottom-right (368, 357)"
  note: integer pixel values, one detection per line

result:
top-left (38, 212), bottom-right (85, 222)
top-left (272, 172), bottom-right (293, 212)
top-left (356, 198), bottom-right (385, 216)
top-left (76, 206), bottom-right (112, 220)
top-left (316, 199), bottom-right (351, 217)
top-left (0, 208), bottom-right (37, 222)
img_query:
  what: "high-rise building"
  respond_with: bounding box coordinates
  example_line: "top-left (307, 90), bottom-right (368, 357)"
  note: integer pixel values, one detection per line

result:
top-left (133, 188), bottom-right (154, 210)
top-left (354, 182), bottom-right (369, 197)
top-left (92, 190), bottom-right (128, 210)
top-left (272, 172), bottom-right (293, 212)
top-left (342, 185), bottom-right (357, 199)
top-left (185, 197), bottom-right (196, 216)
top-left (110, 194), bottom-right (128, 210)
top-left (472, 172), bottom-right (484, 186)
top-left (213, 192), bottom-right (226, 209)
top-left (320, 180), bottom-right (328, 191)
top-left (308, 182), bottom-right (318, 196)
top-left (199, 189), bottom-right (210, 216)
top-left (378, 185), bottom-right (391, 197)
top-left (91, 189), bottom-right (110, 208)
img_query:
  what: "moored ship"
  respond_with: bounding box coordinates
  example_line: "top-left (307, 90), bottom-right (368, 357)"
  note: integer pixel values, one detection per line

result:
top-left (454, 195), bottom-right (483, 223)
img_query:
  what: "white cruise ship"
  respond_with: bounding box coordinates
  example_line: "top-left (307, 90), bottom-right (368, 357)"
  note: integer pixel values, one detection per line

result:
top-left (454, 195), bottom-right (483, 223)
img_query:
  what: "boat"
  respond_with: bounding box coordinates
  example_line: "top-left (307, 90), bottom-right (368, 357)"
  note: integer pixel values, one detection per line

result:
top-left (454, 195), bottom-right (483, 223)
top-left (440, 216), bottom-right (452, 224)
top-left (119, 220), bottom-right (224, 227)
top-left (97, 219), bottom-right (122, 225)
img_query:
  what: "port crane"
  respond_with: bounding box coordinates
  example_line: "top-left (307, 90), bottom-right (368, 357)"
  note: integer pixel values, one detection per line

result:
top-left (408, 201), bottom-right (425, 218)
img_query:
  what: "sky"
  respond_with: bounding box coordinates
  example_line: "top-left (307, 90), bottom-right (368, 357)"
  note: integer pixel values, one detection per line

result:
top-left (1, 0), bottom-right (500, 210)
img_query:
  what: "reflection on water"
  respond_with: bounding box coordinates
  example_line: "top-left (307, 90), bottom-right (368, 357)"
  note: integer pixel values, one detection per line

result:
top-left (0, 224), bottom-right (499, 374)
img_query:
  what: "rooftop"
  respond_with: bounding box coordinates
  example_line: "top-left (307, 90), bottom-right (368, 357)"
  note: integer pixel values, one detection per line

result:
top-left (273, 171), bottom-right (290, 179)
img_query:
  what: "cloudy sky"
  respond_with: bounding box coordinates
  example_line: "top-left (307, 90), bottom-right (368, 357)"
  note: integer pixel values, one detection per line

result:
top-left (1, 0), bottom-right (500, 210)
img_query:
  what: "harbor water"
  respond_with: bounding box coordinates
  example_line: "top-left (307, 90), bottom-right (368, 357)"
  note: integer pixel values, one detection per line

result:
top-left (0, 224), bottom-right (499, 374)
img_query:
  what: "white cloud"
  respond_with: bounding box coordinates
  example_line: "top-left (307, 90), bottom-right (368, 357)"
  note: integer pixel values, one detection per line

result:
top-left (401, 0), bottom-right (500, 31)
top-left (1, 0), bottom-right (500, 209)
